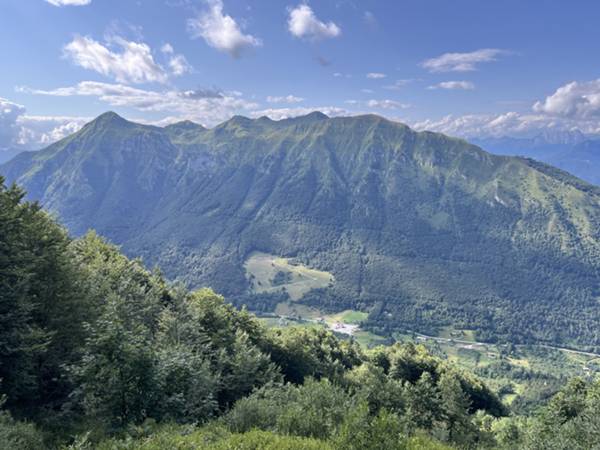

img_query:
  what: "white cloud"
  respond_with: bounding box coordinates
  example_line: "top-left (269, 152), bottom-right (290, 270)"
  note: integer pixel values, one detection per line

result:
top-left (17, 115), bottom-right (89, 147)
top-left (160, 42), bottom-right (192, 76)
top-left (422, 49), bottom-right (507, 73)
top-left (0, 98), bottom-right (26, 150)
top-left (187, 0), bottom-right (261, 58)
top-left (413, 79), bottom-right (600, 138)
top-left (428, 81), bottom-right (475, 90)
top-left (288, 4), bottom-right (341, 40)
top-left (366, 99), bottom-right (410, 110)
top-left (533, 79), bottom-right (600, 118)
top-left (383, 79), bottom-right (414, 90)
top-left (412, 111), bottom-right (600, 139)
top-left (161, 43), bottom-right (174, 54)
top-left (366, 72), bottom-right (386, 79)
top-left (266, 95), bottom-right (304, 104)
top-left (250, 106), bottom-right (348, 121)
top-left (63, 35), bottom-right (168, 84)
top-left (361, 89), bottom-right (374, 94)
top-left (0, 97), bottom-right (88, 149)
top-left (168, 54), bottom-right (192, 76)
top-left (19, 81), bottom-right (259, 127)
top-left (45, 0), bottom-right (90, 6)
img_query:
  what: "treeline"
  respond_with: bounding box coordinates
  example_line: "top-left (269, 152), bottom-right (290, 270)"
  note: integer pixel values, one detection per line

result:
top-left (0, 175), bottom-right (598, 449)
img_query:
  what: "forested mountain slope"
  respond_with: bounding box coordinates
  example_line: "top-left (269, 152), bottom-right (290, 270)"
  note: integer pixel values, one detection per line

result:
top-left (3, 111), bottom-right (600, 347)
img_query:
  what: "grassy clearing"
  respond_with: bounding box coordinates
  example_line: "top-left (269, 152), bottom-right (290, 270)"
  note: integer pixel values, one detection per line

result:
top-left (244, 252), bottom-right (334, 301)
top-left (326, 310), bottom-right (369, 324)
top-left (274, 302), bottom-right (322, 319)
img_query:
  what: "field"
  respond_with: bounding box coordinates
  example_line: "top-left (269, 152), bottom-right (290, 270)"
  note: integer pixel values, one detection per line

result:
top-left (244, 252), bottom-right (334, 301)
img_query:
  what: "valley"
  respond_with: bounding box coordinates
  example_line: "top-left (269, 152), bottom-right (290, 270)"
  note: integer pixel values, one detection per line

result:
top-left (5, 2), bottom-right (600, 447)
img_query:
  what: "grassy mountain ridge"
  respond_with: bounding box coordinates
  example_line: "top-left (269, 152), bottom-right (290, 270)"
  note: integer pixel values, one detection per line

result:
top-left (3, 111), bottom-right (600, 347)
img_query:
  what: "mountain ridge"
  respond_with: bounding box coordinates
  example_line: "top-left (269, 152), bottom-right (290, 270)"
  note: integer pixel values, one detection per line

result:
top-left (3, 111), bottom-right (600, 348)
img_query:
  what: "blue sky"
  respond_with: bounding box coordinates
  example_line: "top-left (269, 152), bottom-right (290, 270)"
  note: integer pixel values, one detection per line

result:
top-left (1, 0), bottom-right (600, 150)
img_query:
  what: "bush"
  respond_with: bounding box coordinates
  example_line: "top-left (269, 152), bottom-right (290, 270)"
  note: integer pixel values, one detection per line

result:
top-left (0, 409), bottom-right (46, 450)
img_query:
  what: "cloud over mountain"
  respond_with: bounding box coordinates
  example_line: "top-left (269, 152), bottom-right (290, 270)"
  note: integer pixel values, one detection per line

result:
top-left (533, 79), bottom-right (600, 118)
top-left (0, 97), bottom-right (88, 149)
top-left (19, 81), bottom-right (258, 126)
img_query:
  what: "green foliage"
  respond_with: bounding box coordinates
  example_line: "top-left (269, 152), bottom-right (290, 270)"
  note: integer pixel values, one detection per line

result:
top-left (334, 403), bottom-right (407, 450)
top-left (0, 176), bottom-right (88, 421)
top-left (264, 327), bottom-right (363, 383)
top-left (89, 423), bottom-right (333, 450)
top-left (225, 378), bottom-right (353, 440)
top-left (0, 407), bottom-right (46, 450)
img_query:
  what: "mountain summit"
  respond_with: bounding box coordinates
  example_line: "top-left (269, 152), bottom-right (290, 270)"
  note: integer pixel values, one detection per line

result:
top-left (3, 112), bottom-right (600, 347)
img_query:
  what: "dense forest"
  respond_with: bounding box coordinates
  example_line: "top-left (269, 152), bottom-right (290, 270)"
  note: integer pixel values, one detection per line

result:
top-left (4, 112), bottom-right (600, 349)
top-left (2, 178), bottom-right (600, 449)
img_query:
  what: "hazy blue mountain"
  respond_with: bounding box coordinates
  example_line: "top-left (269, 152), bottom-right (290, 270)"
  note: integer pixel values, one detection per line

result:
top-left (546, 139), bottom-right (600, 186)
top-left (3, 111), bottom-right (600, 347)
top-left (0, 147), bottom-right (25, 164)
top-left (473, 131), bottom-right (600, 185)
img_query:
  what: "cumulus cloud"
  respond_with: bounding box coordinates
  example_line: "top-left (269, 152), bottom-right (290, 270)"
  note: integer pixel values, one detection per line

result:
top-left (366, 72), bottom-right (386, 79)
top-left (160, 44), bottom-right (192, 76)
top-left (19, 81), bottom-right (259, 127)
top-left (46, 0), bottom-right (90, 6)
top-left (266, 95), bottom-right (304, 104)
top-left (0, 97), bottom-right (88, 150)
top-left (63, 35), bottom-right (168, 83)
top-left (187, 0), bottom-right (261, 58)
top-left (168, 54), bottom-right (192, 76)
top-left (366, 99), bottom-right (410, 110)
top-left (422, 49), bottom-right (507, 73)
top-left (428, 81), bottom-right (475, 90)
top-left (533, 79), bottom-right (600, 118)
top-left (250, 106), bottom-right (348, 121)
top-left (413, 79), bottom-right (600, 138)
top-left (288, 4), bottom-right (341, 40)
top-left (0, 98), bottom-right (26, 150)
top-left (17, 115), bottom-right (89, 147)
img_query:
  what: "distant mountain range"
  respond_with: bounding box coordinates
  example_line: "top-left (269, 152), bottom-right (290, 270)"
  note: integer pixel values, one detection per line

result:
top-left (473, 131), bottom-right (600, 186)
top-left (0, 147), bottom-right (24, 164)
top-left (3, 111), bottom-right (600, 348)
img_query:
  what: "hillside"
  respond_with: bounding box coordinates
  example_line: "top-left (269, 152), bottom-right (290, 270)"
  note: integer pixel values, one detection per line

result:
top-left (3, 111), bottom-right (600, 348)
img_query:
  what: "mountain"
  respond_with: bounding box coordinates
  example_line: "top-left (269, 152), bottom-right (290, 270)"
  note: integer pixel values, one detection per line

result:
top-left (3, 111), bottom-right (600, 348)
top-left (0, 147), bottom-right (25, 164)
top-left (473, 132), bottom-right (600, 186)
top-left (546, 139), bottom-right (600, 186)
